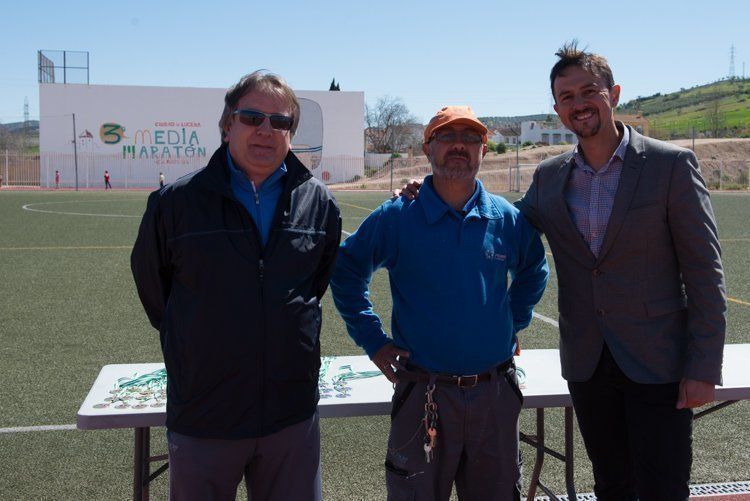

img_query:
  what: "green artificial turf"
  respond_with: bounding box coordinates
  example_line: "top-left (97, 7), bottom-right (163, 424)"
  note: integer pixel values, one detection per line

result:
top-left (0, 189), bottom-right (748, 499)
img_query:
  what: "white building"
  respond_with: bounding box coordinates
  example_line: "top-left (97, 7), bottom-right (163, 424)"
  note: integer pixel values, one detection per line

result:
top-left (521, 121), bottom-right (577, 145)
top-left (488, 128), bottom-right (519, 145)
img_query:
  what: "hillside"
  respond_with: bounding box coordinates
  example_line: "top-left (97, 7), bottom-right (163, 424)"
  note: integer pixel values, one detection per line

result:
top-left (335, 138), bottom-right (750, 192)
top-left (0, 120), bottom-right (40, 152)
top-left (618, 78), bottom-right (750, 139)
top-left (0, 120), bottom-right (39, 133)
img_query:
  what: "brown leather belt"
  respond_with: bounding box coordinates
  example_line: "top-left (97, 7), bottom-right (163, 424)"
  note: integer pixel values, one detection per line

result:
top-left (396, 358), bottom-right (514, 388)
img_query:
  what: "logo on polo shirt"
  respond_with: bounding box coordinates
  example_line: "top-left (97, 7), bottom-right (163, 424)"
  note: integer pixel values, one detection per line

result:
top-left (484, 250), bottom-right (506, 261)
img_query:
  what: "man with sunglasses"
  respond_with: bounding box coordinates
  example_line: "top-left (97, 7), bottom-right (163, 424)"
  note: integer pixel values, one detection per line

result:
top-left (330, 106), bottom-right (548, 500)
top-left (132, 70), bottom-right (341, 501)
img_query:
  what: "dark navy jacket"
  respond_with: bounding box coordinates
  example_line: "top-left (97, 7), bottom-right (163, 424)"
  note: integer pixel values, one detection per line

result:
top-left (131, 143), bottom-right (341, 439)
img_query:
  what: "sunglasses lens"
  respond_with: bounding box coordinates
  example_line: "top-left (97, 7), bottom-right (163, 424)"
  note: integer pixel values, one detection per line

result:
top-left (432, 131), bottom-right (482, 144)
top-left (269, 115), bottom-right (293, 131)
top-left (236, 110), bottom-right (265, 127)
top-left (234, 109), bottom-right (292, 131)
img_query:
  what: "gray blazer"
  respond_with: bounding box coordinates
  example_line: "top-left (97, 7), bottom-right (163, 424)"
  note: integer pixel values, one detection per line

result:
top-left (516, 126), bottom-right (726, 385)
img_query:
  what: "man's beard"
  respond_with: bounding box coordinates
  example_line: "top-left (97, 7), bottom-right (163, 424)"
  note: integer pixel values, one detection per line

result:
top-left (431, 154), bottom-right (480, 181)
top-left (569, 108), bottom-right (601, 139)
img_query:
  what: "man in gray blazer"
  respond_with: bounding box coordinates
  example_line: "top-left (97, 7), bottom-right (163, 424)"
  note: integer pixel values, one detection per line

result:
top-left (516, 43), bottom-right (726, 500)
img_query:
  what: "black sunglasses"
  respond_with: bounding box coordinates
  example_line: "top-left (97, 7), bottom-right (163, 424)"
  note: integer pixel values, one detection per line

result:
top-left (232, 109), bottom-right (294, 131)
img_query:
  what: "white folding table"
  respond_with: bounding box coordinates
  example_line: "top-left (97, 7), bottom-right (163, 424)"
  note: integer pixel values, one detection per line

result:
top-left (78, 345), bottom-right (750, 501)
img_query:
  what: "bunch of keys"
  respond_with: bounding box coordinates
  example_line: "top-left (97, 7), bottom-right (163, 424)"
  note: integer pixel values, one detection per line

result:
top-left (423, 383), bottom-right (438, 463)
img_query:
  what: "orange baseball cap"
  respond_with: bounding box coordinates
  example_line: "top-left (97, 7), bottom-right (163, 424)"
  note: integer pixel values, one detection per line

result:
top-left (423, 106), bottom-right (488, 144)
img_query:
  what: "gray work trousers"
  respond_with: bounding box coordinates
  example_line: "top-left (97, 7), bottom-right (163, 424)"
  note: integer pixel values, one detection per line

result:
top-left (385, 367), bottom-right (523, 501)
top-left (167, 411), bottom-right (322, 501)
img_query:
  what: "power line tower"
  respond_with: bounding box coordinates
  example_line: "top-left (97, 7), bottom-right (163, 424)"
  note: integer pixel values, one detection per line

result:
top-left (729, 44), bottom-right (736, 79)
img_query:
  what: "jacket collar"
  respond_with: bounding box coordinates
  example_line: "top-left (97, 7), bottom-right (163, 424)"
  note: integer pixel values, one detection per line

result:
top-left (202, 143), bottom-right (312, 199)
top-left (595, 124), bottom-right (647, 263)
top-left (546, 124), bottom-right (648, 266)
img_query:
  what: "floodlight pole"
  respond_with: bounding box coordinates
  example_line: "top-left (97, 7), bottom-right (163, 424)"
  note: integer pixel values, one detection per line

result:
top-left (72, 113), bottom-right (79, 191)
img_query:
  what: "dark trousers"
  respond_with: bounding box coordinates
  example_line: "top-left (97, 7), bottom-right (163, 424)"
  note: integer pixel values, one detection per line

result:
top-left (568, 345), bottom-right (692, 501)
top-left (167, 412), bottom-right (321, 501)
top-left (386, 366), bottom-right (522, 501)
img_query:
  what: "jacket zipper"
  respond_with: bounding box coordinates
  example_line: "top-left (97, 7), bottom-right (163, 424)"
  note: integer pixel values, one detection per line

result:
top-left (226, 167), bottom-right (307, 436)
top-left (228, 195), bottom-right (266, 437)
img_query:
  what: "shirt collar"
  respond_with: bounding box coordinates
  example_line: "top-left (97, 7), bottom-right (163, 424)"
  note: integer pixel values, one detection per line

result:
top-left (460, 183), bottom-right (481, 214)
top-left (419, 175), bottom-right (502, 224)
top-left (226, 149), bottom-right (287, 193)
top-left (573, 122), bottom-right (630, 173)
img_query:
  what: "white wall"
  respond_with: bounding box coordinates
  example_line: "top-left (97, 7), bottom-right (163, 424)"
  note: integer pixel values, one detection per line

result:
top-left (39, 84), bottom-right (364, 186)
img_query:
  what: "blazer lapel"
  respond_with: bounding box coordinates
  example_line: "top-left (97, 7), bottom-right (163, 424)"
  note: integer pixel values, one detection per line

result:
top-left (552, 156), bottom-right (597, 266)
top-left (595, 128), bottom-right (647, 264)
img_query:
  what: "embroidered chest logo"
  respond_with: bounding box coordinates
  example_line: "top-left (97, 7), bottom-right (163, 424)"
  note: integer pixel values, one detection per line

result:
top-left (484, 250), bottom-right (506, 261)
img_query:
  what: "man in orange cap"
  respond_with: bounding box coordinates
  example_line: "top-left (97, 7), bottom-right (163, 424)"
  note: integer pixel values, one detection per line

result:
top-left (331, 106), bottom-right (548, 500)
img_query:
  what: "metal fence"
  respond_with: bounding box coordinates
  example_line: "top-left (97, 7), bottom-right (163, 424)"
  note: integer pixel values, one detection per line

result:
top-left (700, 159), bottom-right (749, 190)
top-left (1, 151), bottom-right (206, 189)
top-left (331, 156), bottom-right (537, 193)
top-left (1, 150), bottom-right (748, 193)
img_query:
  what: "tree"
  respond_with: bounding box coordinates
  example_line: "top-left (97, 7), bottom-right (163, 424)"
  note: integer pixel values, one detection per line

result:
top-left (0, 122), bottom-right (16, 151)
top-left (705, 99), bottom-right (725, 138)
top-left (329, 78), bottom-right (340, 91)
top-left (365, 96), bottom-right (419, 153)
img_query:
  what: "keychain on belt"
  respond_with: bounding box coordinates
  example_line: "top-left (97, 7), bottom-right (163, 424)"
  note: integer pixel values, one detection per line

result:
top-left (422, 382), bottom-right (438, 463)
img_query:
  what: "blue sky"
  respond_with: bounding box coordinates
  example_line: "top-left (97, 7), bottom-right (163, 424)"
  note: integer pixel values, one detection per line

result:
top-left (1, 0), bottom-right (749, 124)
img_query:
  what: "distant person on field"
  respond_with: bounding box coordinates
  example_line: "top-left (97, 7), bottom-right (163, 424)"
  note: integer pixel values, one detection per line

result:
top-left (331, 105), bottom-right (548, 500)
top-left (55, 170), bottom-right (60, 189)
top-left (159, 171), bottom-right (165, 188)
top-left (104, 170), bottom-right (112, 190)
top-left (131, 70), bottom-right (341, 501)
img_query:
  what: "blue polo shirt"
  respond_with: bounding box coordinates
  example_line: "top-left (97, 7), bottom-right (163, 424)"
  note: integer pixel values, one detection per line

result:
top-left (330, 176), bottom-right (549, 375)
top-left (227, 150), bottom-right (286, 247)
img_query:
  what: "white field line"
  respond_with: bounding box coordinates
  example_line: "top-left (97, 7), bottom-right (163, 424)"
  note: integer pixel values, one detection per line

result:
top-left (0, 424), bottom-right (76, 434)
top-left (22, 200), bottom-right (141, 218)
top-left (533, 312), bottom-right (559, 328)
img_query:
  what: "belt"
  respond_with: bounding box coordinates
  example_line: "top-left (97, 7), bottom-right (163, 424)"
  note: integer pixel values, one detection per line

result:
top-left (396, 358), bottom-right (514, 388)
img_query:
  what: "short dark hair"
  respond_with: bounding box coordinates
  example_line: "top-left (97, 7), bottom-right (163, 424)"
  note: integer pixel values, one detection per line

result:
top-left (219, 70), bottom-right (300, 141)
top-left (549, 40), bottom-right (614, 101)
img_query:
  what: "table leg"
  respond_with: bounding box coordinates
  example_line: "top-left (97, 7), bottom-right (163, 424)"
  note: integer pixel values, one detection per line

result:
top-left (564, 407), bottom-right (577, 500)
top-left (526, 408), bottom-right (545, 500)
top-left (134, 427), bottom-right (151, 501)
